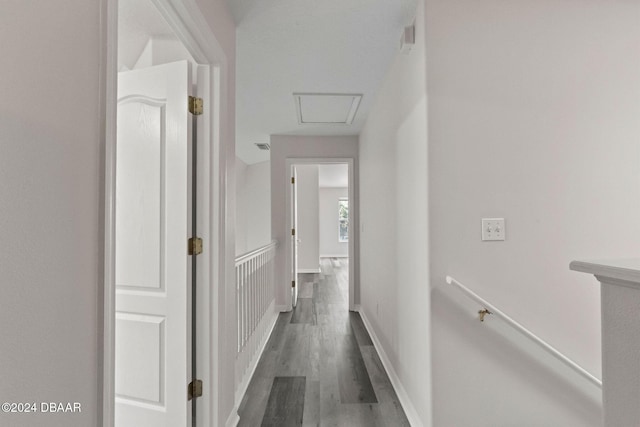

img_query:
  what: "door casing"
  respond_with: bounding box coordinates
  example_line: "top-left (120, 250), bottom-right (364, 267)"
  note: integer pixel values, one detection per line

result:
top-left (291, 166), bottom-right (299, 307)
top-left (284, 158), bottom-right (357, 312)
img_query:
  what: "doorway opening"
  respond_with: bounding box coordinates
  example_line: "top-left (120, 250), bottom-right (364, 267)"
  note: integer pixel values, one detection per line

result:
top-left (104, 0), bottom-right (226, 426)
top-left (287, 160), bottom-right (356, 313)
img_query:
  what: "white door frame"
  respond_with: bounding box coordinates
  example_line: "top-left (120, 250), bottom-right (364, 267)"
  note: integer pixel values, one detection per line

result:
top-left (284, 158), bottom-right (357, 311)
top-left (103, 1), bottom-right (230, 426)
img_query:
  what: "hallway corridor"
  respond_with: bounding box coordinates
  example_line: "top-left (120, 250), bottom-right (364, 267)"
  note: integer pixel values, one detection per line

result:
top-left (237, 258), bottom-right (410, 426)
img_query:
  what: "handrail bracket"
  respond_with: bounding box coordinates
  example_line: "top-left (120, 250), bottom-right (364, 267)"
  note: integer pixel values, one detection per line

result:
top-left (478, 308), bottom-right (492, 322)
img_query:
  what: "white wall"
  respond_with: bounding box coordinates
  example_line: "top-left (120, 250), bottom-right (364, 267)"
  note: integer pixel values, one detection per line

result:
top-left (236, 158), bottom-right (271, 255)
top-left (319, 187), bottom-right (349, 257)
top-left (244, 160), bottom-right (272, 252)
top-left (133, 38), bottom-right (195, 70)
top-left (0, 3), bottom-right (103, 426)
top-left (270, 135), bottom-right (358, 309)
top-left (358, 0), bottom-right (430, 425)
top-left (296, 165), bottom-right (320, 272)
top-left (235, 157), bottom-right (248, 254)
top-left (427, 0), bottom-right (640, 425)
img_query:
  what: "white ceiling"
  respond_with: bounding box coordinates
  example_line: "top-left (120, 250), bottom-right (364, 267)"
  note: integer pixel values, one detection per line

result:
top-left (229, 0), bottom-right (418, 164)
top-left (318, 164), bottom-right (348, 188)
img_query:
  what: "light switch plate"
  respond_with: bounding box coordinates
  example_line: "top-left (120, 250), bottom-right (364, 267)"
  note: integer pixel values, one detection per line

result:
top-left (482, 218), bottom-right (505, 241)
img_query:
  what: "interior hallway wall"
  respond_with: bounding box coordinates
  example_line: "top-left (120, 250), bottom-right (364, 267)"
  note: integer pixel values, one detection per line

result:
top-left (358, 0), bottom-right (430, 425)
top-left (296, 165), bottom-right (320, 272)
top-left (132, 38), bottom-right (194, 70)
top-left (0, 3), bottom-right (103, 426)
top-left (236, 157), bottom-right (249, 254)
top-left (245, 160), bottom-right (272, 252)
top-left (319, 187), bottom-right (349, 258)
top-left (236, 159), bottom-right (272, 255)
top-left (427, 0), bottom-right (640, 425)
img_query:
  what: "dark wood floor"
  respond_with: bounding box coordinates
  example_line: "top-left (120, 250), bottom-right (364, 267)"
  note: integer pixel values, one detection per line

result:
top-left (237, 258), bottom-right (410, 427)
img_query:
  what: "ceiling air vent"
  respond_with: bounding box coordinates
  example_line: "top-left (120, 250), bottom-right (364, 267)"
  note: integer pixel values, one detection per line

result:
top-left (293, 93), bottom-right (362, 125)
top-left (255, 143), bottom-right (270, 151)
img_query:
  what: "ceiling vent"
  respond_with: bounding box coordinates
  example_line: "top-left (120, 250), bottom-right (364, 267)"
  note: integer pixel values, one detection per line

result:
top-left (255, 143), bottom-right (270, 151)
top-left (293, 93), bottom-right (362, 125)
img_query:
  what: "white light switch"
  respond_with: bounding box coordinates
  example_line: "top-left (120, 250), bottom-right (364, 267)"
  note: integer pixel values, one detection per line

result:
top-left (482, 218), bottom-right (505, 241)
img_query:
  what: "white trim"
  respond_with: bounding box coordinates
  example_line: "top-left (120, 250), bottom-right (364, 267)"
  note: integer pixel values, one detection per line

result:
top-left (225, 412), bottom-right (240, 427)
top-left (285, 158), bottom-right (358, 311)
top-left (358, 309), bottom-right (424, 427)
top-left (235, 241), bottom-right (277, 266)
top-left (320, 255), bottom-right (349, 259)
top-left (276, 304), bottom-right (291, 312)
top-left (103, 1), bottom-right (228, 426)
top-left (298, 268), bottom-right (321, 274)
top-left (101, 0), bottom-right (118, 425)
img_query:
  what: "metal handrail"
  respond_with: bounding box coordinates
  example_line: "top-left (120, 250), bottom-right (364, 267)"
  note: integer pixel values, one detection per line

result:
top-left (446, 275), bottom-right (602, 389)
top-left (235, 240), bottom-right (277, 266)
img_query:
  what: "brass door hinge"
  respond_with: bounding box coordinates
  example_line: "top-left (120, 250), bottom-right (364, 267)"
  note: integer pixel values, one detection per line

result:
top-left (292, 280), bottom-right (296, 288)
top-left (291, 177), bottom-right (295, 184)
top-left (188, 96), bottom-right (203, 115)
top-left (188, 237), bottom-right (203, 255)
top-left (291, 228), bottom-right (295, 236)
top-left (188, 379), bottom-right (203, 400)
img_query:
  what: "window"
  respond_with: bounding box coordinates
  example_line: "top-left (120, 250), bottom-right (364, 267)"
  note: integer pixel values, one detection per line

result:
top-left (338, 198), bottom-right (349, 242)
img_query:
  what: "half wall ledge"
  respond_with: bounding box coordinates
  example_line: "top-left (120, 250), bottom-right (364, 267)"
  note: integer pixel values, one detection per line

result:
top-left (571, 258), bottom-right (640, 427)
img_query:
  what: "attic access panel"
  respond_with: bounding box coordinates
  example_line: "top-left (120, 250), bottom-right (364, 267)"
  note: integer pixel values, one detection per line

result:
top-left (293, 93), bottom-right (362, 125)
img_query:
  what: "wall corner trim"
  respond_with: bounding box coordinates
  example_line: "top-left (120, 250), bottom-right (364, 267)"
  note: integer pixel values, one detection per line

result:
top-left (358, 308), bottom-right (425, 427)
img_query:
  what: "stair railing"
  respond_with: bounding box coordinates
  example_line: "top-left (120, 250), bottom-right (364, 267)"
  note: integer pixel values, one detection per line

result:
top-left (446, 275), bottom-right (602, 388)
top-left (235, 241), bottom-right (278, 403)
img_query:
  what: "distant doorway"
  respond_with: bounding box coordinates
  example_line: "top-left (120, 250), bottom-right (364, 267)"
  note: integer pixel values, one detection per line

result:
top-left (287, 161), bottom-right (355, 311)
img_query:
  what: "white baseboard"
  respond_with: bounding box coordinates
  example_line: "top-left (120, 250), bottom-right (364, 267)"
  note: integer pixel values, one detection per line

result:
top-left (320, 254), bottom-right (349, 258)
top-left (225, 412), bottom-right (239, 427)
top-left (298, 268), bottom-right (321, 273)
top-left (276, 304), bottom-right (291, 312)
top-left (358, 308), bottom-right (424, 427)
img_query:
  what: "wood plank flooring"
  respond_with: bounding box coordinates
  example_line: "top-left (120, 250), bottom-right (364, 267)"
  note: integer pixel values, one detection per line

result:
top-left (237, 258), bottom-right (411, 427)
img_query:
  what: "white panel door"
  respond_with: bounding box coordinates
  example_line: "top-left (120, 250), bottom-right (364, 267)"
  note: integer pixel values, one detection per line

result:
top-left (291, 167), bottom-right (299, 307)
top-left (115, 60), bottom-right (192, 427)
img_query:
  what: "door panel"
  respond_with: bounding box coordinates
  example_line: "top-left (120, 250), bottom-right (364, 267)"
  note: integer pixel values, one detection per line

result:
top-left (115, 313), bottom-right (164, 403)
top-left (115, 100), bottom-right (163, 290)
top-left (115, 60), bottom-right (192, 427)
